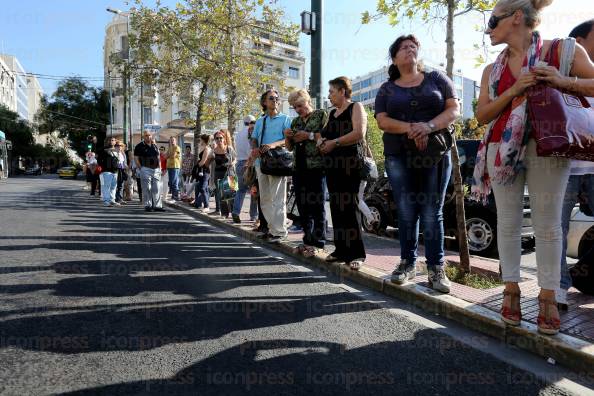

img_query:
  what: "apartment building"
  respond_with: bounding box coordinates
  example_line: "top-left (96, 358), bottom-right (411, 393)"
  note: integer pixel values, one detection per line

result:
top-left (103, 13), bottom-right (305, 148)
top-left (0, 55), bottom-right (29, 120)
top-left (25, 74), bottom-right (43, 123)
top-left (0, 57), bottom-right (16, 113)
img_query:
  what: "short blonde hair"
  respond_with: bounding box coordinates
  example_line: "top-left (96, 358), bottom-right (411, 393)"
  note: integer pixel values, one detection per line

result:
top-left (288, 89), bottom-right (311, 108)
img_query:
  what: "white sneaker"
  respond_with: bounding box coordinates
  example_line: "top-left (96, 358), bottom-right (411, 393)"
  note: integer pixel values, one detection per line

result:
top-left (428, 267), bottom-right (451, 294)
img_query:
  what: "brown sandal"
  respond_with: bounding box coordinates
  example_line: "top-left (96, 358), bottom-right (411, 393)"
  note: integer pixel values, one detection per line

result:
top-left (501, 290), bottom-right (522, 326)
top-left (302, 246), bottom-right (317, 258)
top-left (537, 297), bottom-right (561, 335)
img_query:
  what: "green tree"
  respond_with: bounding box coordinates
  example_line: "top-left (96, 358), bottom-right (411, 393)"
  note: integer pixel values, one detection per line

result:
top-left (362, 0), bottom-right (497, 273)
top-left (366, 108), bottom-right (385, 176)
top-left (0, 105), bottom-right (34, 158)
top-left (36, 77), bottom-right (110, 158)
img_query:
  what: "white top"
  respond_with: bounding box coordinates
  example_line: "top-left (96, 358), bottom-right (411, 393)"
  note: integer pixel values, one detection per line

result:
top-left (235, 126), bottom-right (252, 161)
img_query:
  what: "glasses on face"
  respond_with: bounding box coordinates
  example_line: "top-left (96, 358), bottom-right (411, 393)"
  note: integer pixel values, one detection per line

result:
top-left (159, 148), bottom-right (164, 151)
top-left (215, 136), bottom-right (224, 141)
top-left (268, 96), bottom-right (279, 102)
top-left (488, 11), bottom-right (515, 30)
top-left (398, 44), bottom-right (418, 52)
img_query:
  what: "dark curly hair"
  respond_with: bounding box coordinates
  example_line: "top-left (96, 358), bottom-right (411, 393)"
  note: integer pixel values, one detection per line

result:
top-left (388, 34), bottom-right (422, 82)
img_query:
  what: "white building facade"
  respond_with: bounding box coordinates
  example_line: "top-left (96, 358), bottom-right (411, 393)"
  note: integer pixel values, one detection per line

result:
top-left (0, 57), bottom-right (16, 113)
top-left (26, 74), bottom-right (44, 123)
top-left (0, 55), bottom-right (29, 120)
top-left (103, 14), bottom-right (305, 149)
top-left (351, 63), bottom-right (478, 119)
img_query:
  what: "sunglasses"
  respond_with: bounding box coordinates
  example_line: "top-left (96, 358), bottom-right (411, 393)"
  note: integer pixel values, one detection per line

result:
top-left (268, 96), bottom-right (279, 101)
top-left (244, 121), bottom-right (255, 126)
top-left (488, 11), bottom-right (515, 30)
top-left (215, 136), bottom-right (224, 140)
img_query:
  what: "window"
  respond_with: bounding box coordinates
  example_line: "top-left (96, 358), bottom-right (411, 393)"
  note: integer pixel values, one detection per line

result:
top-left (361, 78), bottom-right (371, 89)
top-left (454, 75), bottom-right (463, 86)
top-left (456, 89), bottom-right (463, 99)
top-left (288, 67), bottom-right (299, 79)
top-left (353, 82), bottom-right (361, 92)
top-left (143, 107), bottom-right (152, 125)
top-left (120, 36), bottom-right (129, 59)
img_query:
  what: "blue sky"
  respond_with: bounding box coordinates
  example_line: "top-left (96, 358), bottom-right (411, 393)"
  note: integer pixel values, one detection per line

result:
top-left (1, 0), bottom-right (592, 97)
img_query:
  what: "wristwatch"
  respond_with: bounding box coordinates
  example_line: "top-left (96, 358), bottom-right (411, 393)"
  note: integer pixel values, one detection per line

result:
top-left (308, 132), bottom-right (314, 141)
top-left (428, 121), bottom-right (436, 132)
top-left (335, 138), bottom-right (341, 147)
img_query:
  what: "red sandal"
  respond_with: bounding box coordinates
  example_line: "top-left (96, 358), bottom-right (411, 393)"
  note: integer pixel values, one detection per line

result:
top-left (537, 297), bottom-right (561, 335)
top-left (501, 290), bottom-right (522, 326)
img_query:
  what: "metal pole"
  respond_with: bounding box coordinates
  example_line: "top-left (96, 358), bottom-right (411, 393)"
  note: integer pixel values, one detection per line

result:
top-left (122, 72), bottom-right (127, 146)
top-left (108, 70), bottom-right (114, 137)
top-left (126, 17), bottom-right (132, 146)
top-left (311, 0), bottom-right (323, 109)
top-left (140, 82), bottom-right (143, 139)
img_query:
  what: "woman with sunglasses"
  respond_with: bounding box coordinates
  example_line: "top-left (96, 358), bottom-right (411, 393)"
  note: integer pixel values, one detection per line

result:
top-left (375, 35), bottom-right (459, 292)
top-left (472, 0), bottom-right (594, 335)
top-left (250, 89), bottom-right (293, 243)
top-left (209, 130), bottom-right (236, 217)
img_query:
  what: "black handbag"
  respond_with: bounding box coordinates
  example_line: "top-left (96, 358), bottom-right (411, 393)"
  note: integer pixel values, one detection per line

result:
top-left (259, 116), bottom-right (294, 176)
top-left (405, 127), bottom-right (454, 168)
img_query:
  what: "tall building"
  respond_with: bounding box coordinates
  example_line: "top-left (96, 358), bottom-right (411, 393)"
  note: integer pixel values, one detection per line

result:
top-left (25, 74), bottom-right (44, 123)
top-left (0, 55), bottom-right (29, 120)
top-left (0, 56), bottom-right (16, 113)
top-left (351, 63), bottom-right (478, 119)
top-left (103, 13), bottom-right (305, 148)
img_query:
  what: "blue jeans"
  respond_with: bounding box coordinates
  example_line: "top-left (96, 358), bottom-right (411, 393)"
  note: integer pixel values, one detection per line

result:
top-left (232, 160), bottom-right (258, 219)
top-left (100, 172), bottom-right (118, 204)
top-left (194, 172), bottom-right (210, 208)
top-left (167, 168), bottom-right (180, 199)
top-left (561, 174), bottom-right (594, 290)
top-left (385, 152), bottom-right (452, 270)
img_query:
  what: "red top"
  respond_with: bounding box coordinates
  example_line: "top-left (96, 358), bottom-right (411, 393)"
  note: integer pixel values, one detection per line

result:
top-left (160, 153), bottom-right (167, 170)
top-left (489, 65), bottom-right (516, 143)
top-left (489, 42), bottom-right (561, 143)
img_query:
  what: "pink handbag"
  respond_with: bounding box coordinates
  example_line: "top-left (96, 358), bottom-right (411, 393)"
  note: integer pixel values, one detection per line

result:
top-left (528, 39), bottom-right (594, 161)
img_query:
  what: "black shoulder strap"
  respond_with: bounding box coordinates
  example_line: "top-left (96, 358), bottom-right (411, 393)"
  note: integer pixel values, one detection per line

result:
top-left (259, 116), bottom-right (267, 147)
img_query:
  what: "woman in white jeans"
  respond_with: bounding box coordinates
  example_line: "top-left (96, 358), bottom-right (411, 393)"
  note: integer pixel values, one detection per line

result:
top-left (472, 0), bottom-right (594, 335)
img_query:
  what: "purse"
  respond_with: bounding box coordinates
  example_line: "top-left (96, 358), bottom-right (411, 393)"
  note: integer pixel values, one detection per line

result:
top-left (360, 138), bottom-right (378, 179)
top-left (529, 38), bottom-right (594, 161)
top-left (243, 164), bottom-right (257, 187)
top-left (259, 116), bottom-right (294, 176)
top-left (404, 127), bottom-right (454, 168)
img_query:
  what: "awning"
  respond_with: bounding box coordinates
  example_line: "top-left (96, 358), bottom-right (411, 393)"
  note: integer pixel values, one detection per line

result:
top-left (0, 130), bottom-right (5, 141)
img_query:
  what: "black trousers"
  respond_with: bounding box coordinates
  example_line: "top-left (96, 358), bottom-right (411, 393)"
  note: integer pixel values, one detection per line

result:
top-left (293, 169), bottom-right (326, 248)
top-left (326, 167), bottom-right (365, 262)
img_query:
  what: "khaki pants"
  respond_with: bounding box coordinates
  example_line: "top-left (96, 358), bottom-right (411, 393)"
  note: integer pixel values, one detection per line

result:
top-left (256, 165), bottom-right (287, 237)
top-left (487, 139), bottom-right (569, 290)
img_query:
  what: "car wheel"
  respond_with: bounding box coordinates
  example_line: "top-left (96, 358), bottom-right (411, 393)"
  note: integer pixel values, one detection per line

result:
top-left (465, 213), bottom-right (498, 257)
top-left (578, 227), bottom-right (594, 259)
top-left (362, 202), bottom-right (386, 234)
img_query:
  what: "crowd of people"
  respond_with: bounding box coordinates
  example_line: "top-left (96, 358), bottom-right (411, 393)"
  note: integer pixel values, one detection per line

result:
top-left (81, 0), bottom-right (594, 336)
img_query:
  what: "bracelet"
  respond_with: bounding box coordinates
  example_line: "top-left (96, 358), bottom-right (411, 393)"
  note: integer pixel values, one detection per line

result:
top-left (570, 76), bottom-right (578, 93)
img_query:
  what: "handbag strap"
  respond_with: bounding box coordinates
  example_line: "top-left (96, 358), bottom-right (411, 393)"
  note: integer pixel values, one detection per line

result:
top-left (258, 116), bottom-right (267, 148)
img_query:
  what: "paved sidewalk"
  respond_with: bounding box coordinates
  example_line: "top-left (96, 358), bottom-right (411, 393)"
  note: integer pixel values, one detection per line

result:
top-left (166, 195), bottom-right (594, 372)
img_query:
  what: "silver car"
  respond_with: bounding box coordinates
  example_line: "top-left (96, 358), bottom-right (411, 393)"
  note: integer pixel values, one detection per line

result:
top-left (567, 205), bottom-right (594, 259)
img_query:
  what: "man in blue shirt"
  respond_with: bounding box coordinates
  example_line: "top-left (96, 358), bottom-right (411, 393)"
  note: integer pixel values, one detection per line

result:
top-left (251, 89), bottom-right (292, 242)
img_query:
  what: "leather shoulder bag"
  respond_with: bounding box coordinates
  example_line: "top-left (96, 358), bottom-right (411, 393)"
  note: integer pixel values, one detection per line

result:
top-left (259, 116), bottom-right (294, 176)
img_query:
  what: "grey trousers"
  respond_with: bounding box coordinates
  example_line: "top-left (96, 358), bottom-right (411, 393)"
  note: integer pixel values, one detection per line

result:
top-left (140, 166), bottom-right (163, 209)
top-left (487, 139), bottom-right (569, 290)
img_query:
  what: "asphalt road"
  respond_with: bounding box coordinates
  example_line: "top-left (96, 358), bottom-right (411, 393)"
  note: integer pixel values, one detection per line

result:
top-left (0, 175), bottom-right (591, 395)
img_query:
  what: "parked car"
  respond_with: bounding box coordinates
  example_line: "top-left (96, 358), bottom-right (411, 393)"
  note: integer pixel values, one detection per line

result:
top-left (566, 202), bottom-right (594, 259)
top-left (362, 140), bottom-right (535, 258)
top-left (24, 165), bottom-right (42, 176)
top-left (57, 166), bottom-right (78, 179)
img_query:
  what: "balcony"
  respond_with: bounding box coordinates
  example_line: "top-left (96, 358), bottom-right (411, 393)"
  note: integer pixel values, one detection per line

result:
top-left (254, 45), bottom-right (305, 62)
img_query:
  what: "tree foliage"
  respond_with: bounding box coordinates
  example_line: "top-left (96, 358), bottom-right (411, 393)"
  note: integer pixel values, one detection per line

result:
top-left (0, 105), bottom-right (34, 158)
top-left (362, 0), bottom-right (496, 77)
top-left (35, 77), bottom-right (110, 158)
top-left (128, 0), bottom-right (298, 147)
top-left (365, 108), bottom-right (385, 176)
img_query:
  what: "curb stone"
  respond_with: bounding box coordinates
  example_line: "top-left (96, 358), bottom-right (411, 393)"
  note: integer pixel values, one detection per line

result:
top-left (166, 201), bottom-right (594, 374)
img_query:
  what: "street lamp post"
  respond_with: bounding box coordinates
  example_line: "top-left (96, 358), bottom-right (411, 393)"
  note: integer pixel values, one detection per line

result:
top-left (301, 0), bottom-right (323, 109)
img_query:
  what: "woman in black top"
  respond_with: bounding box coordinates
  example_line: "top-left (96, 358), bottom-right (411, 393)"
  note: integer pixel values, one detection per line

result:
top-left (320, 76), bottom-right (367, 270)
top-left (209, 129), bottom-right (236, 216)
top-left (191, 134), bottom-right (212, 209)
top-left (375, 35), bottom-right (460, 293)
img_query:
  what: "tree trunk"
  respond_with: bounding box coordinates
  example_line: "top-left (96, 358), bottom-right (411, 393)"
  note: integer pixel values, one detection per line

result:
top-left (194, 81), bottom-right (208, 162)
top-left (226, 0), bottom-right (238, 137)
top-left (447, 0), bottom-right (471, 273)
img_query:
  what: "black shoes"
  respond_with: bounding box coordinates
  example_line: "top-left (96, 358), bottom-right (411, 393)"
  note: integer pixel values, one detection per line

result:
top-left (153, 207), bottom-right (166, 212)
top-left (232, 214), bottom-right (241, 223)
top-left (145, 206), bottom-right (153, 212)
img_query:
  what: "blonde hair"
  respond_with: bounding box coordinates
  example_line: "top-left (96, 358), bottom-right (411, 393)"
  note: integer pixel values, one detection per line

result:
top-left (496, 0), bottom-right (553, 29)
top-left (288, 89), bottom-right (312, 108)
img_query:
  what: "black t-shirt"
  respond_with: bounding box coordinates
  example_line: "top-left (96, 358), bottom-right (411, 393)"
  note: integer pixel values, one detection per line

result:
top-left (134, 141), bottom-right (160, 169)
top-left (374, 71), bottom-right (457, 156)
